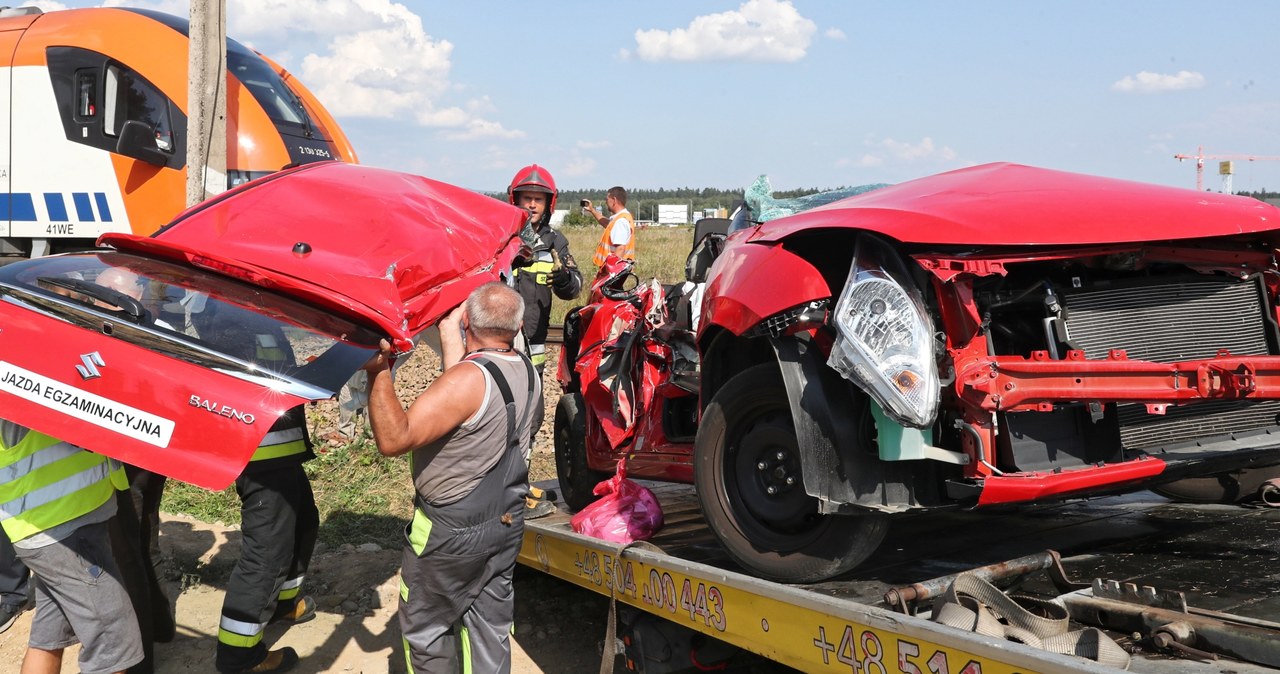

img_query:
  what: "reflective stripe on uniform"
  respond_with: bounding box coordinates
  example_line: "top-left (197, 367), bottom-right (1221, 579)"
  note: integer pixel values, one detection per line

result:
top-left (529, 343), bottom-right (546, 368)
top-left (408, 508), bottom-right (432, 556)
top-left (516, 259), bottom-right (554, 285)
top-left (107, 458), bottom-right (129, 492)
top-left (218, 614), bottom-right (267, 648)
top-left (259, 428), bottom-right (305, 446)
top-left (0, 443), bottom-right (85, 484)
top-left (249, 426), bottom-right (307, 462)
top-left (0, 432), bottom-right (115, 542)
top-left (278, 575), bottom-right (305, 601)
top-left (460, 625), bottom-right (473, 674)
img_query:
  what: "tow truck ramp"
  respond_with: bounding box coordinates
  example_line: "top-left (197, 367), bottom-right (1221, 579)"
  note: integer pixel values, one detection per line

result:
top-left (519, 482), bottom-right (1280, 673)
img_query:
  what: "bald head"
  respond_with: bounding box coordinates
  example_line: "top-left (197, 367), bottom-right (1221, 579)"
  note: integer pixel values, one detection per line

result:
top-left (464, 282), bottom-right (524, 344)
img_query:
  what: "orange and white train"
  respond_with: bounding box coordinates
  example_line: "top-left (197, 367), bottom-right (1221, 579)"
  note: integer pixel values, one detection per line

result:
top-left (0, 6), bottom-right (357, 258)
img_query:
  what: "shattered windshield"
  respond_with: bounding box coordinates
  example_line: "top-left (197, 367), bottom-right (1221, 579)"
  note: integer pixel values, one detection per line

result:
top-left (741, 175), bottom-right (892, 227)
top-left (0, 252), bottom-right (381, 396)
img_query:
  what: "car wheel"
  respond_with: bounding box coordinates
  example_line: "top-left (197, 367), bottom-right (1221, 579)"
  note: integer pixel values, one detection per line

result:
top-left (1152, 463), bottom-right (1280, 504)
top-left (555, 392), bottom-right (608, 511)
top-left (695, 363), bottom-right (889, 583)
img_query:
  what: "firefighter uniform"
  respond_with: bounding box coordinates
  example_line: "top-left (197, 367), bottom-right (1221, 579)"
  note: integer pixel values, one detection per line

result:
top-left (214, 327), bottom-right (319, 673)
top-left (507, 163), bottom-right (583, 373)
top-left (514, 224), bottom-right (582, 372)
top-left (215, 406), bottom-right (317, 672)
top-left (507, 164), bottom-right (581, 520)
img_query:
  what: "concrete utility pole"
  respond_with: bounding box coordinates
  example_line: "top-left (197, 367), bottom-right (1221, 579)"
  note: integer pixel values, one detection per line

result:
top-left (186, 0), bottom-right (227, 207)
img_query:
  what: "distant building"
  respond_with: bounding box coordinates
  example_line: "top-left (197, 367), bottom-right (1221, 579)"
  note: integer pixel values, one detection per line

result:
top-left (550, 209), bottom-right (568, 228)
top-left (658, 204), bottom-right (690, 226)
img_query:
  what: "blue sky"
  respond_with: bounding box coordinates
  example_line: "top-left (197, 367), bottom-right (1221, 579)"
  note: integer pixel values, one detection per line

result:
top-left (39, 1), bottom-right (1280, 193)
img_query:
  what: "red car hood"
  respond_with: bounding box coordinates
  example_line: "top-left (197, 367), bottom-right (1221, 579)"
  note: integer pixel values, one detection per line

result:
top-left (101, 162), bottom-right (526, 350)
top-left (753, 162), bottom-right (1280, 246)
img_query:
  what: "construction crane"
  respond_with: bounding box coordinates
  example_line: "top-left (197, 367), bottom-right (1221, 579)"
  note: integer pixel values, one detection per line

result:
top-left (1174, 145), bottom-right (1280, 192)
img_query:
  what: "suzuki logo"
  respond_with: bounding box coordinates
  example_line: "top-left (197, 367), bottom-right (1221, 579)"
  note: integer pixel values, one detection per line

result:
top-left (76, 352), bottom-right (106, 380)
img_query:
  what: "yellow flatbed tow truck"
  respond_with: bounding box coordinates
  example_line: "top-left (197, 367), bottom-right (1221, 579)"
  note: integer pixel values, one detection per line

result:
top-left (519, 481), bottom-right (1280, 673)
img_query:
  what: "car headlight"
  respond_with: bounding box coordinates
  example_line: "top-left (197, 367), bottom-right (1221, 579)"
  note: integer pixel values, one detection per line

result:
top-left (828, 238), bottom-right (939, 427)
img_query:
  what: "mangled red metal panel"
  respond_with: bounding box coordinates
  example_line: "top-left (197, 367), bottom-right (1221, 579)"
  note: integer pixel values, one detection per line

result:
top-left (755, 163), bottom-right (1280, 246)
top-left (103, 162), bottom-right (527, 350)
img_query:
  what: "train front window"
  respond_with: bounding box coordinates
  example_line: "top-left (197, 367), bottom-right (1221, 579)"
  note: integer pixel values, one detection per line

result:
top-left (226, 44), bottom-right (313, 135)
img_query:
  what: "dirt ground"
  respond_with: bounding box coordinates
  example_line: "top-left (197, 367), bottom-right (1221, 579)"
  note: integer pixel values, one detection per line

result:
top-left (0, 509), bottom-right (617, 673)
top-left (0, 345), bottom-right (622, 673)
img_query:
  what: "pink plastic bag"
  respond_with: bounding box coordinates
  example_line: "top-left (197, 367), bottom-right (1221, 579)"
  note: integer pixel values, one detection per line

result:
top-left (570, 460), bottom-right (664, 544)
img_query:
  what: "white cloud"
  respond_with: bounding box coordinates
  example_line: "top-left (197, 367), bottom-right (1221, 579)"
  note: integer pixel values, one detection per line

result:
top-left (443, 120), bottom-right (525, 142)
top-left (878, 137), bottom-right (956, 161)
top-left (632, 0), bottom-right (817, 63)
top-left (576, 140), bottom-right (612, 150)
top-left (1111, 70), bottom-right (1206, 94)
top-left (824, 27), bottom-right (846, 40)
top-left (854, 137), bottom-right (956, 167)
top-left (97, 0), bottom-right (517, 137)
top-left (564, 153), bottom-right (597, 178)
top-left (466, 96), bottom-right (498, 115)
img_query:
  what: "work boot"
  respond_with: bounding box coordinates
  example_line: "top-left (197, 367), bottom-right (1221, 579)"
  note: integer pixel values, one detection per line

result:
top-left (245, 648), bottom-right (299, 673)
top-left (525, 486), bottom-right (556, 519)
top-left (217, 647), bottom-right (299, 674)
top-left (269, 596), bottom-right (316, 625)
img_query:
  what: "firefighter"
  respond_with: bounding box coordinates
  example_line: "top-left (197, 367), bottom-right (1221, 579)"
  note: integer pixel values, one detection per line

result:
top-left (196, 308), bottom-right (319, 674)
top-left (508, 164), bottom-right (582, 519)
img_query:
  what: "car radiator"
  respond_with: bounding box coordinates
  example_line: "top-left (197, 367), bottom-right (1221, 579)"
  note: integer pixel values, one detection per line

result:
top-left (1062, 276), bottom-right (1280, 450)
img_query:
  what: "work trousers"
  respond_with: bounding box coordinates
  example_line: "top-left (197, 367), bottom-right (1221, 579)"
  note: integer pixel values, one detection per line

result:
top-left (216, 463), bottom-right (318, 672)
top-left (399, 427), bottom-right (526, 673)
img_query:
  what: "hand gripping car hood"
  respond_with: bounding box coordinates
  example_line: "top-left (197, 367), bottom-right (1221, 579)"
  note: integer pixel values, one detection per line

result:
top-left (753, 162), bottom-right (1280, 246)
top-left (101, 162), bottom-right (527, 350)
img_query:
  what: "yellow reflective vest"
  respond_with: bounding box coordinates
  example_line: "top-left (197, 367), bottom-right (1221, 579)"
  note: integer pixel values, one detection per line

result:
top-left (0, 428), bottom-right (119, 543)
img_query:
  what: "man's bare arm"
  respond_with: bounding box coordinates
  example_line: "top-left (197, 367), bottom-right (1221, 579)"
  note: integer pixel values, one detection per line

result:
top-left (363, 306), bottom-right (480, 457)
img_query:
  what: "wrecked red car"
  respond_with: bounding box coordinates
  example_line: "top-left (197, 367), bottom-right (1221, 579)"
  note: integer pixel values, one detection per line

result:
top-left (556, 162), bottom-right (1280, 582)
top-left (0, 161), bottom-right (526, 489)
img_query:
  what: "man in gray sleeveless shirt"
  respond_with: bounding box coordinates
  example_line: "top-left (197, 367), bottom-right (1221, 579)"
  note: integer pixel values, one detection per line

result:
top-left (363, 282), bottom-right (540, 673)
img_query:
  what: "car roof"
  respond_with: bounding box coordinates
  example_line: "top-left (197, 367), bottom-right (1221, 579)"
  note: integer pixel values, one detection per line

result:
top-left (101, 162), bottom-right (526, 349)
top-left (753, 162), bottom-right (1280, 247)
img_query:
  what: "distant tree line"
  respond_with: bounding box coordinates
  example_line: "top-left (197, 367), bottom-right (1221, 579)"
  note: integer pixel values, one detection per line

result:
top-left (1238, 189), bottom-right (1280, 201)
top-left (486, 185), bottom-right (849, 227)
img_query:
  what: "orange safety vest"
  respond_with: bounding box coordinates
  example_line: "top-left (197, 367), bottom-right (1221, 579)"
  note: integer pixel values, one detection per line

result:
top-left (593, 210), bottom-right (635, 266)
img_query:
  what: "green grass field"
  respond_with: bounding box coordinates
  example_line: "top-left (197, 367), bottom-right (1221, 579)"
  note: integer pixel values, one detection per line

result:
top-left (162, 223), bottom-right (696, 545)
top-left (551, 223), bottom-right (694, 325)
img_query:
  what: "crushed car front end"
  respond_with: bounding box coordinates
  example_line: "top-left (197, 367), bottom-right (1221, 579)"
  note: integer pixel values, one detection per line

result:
top-left (700, 162), bottom-right (1280, 513)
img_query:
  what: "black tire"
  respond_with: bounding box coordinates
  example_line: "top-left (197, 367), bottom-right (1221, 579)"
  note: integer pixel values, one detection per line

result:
top-left (554, 392), bottom-right (608, 511)
top-left (695, 363), bottom-right (889, 583)
top-left (1152, 463), bottom-right (1280, 504)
